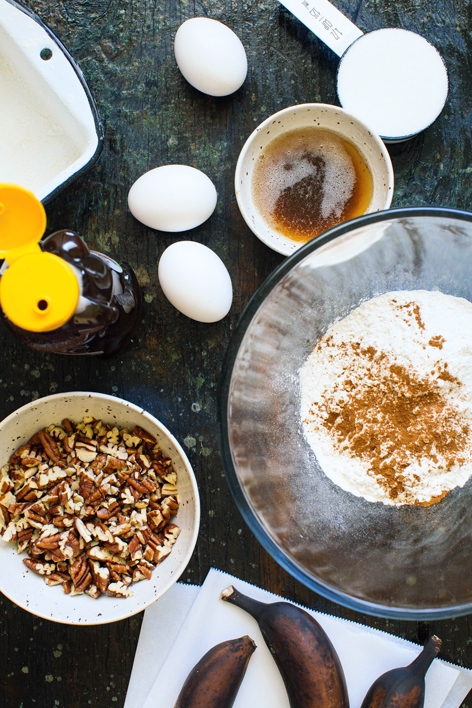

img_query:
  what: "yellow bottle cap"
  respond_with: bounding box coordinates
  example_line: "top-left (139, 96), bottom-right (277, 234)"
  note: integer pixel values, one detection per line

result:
top-left (0, 184), bottom-right (46, 260)
top-left (0, 185), bottom-right (80, 332)
top-left (0, 252), bottom-right (80, 331)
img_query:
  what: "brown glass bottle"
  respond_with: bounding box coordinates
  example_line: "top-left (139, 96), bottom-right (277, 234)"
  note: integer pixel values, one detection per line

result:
top-left (1, 230), bottom-right (142, 357)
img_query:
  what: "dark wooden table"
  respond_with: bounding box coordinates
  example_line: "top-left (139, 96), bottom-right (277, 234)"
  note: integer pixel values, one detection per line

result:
top-left (1, 0), bottom-right (472, 706)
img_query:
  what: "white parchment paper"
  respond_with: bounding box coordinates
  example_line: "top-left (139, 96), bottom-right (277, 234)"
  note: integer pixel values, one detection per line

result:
top-left (125, 568), bottom-right (472, 708)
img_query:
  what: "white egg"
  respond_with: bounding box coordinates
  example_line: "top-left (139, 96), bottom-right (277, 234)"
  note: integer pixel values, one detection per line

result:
top-left (128, 165), bottom-right (217, 232)
top-left (158, 241), bottom-right (233, 323)
top-left (174, 17), bottom-right (247, 97)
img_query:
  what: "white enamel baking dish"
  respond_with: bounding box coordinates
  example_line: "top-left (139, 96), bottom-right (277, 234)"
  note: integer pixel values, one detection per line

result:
top-left (0, 0), bottom-right (103, 202)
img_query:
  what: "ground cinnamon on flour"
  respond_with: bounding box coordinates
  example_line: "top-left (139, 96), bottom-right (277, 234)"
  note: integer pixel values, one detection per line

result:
top-left (312, 342), bottom-right (470, 503)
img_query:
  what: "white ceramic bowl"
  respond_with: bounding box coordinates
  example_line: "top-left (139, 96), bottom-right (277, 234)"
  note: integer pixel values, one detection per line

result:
top-left (235, 103), bottom-right (394, 256)
top-left (0, 392), bottom-right (200, 625)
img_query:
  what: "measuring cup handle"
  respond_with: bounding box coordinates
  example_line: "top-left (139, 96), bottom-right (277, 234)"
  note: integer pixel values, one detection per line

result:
top-left (278, 0), bottom-right (363, 57)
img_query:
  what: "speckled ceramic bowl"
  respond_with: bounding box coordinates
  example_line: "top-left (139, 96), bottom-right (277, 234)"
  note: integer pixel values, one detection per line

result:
top-left (0, 392), bottom-right (200, 625)
top-left (235, 103), bottom-right (394, 256)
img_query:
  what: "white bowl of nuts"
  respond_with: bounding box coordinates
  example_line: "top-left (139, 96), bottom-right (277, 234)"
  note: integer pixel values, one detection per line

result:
top-left (0, 392), bottom-right (200, 624)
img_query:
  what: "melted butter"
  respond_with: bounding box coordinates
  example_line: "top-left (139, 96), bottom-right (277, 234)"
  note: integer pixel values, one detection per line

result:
top-left (252, 127), bottom-right (373, 243)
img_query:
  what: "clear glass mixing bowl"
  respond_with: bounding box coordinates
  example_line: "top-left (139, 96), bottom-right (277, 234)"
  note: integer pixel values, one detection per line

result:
top-left (219, 207), bottom-right (472, 619)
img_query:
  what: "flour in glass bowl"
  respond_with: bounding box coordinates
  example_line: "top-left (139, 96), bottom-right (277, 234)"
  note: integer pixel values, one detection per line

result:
top-left (300, 290), bottom-right (472, 506)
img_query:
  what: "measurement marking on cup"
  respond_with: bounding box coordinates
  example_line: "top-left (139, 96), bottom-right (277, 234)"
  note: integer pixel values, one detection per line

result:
top-left (301, 0), bottom-right (344, 42)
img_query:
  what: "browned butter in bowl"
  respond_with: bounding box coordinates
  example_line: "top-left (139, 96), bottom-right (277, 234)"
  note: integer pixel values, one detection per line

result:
top-left (252, 126), bottom-right (373, 243)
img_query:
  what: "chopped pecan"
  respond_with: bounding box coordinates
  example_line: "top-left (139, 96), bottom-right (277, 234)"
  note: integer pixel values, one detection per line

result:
top-left (44, 573), bottom-right (68, 587)
top-left (96, 500), bottom-right (120, 520)
top-left (134, 563), bottom-right (152, 581)
top-left (20, 457), bottom-right (40, 468)
top-left (89, 561), bottom-right (110, 594)
top-left (8, 501), bottom-right (30, 515)
top-left (161, 484), bottom-right (178, 497)
top-left (15, 483), bottom-right (39, 502)
top-left (77, 436), bottom-right (97, 447)
top-left (44, 548), bottom-right (66, 564)
top-left (103, 457), bottom-right (127, 474)
top-left (163, 524), bottom-right (181, 547)
top-left (62, 530), bottom-right (81, 559)
top-left (0, 476), bottom-right (13, 496)
top-left (85, 584), bottom-right (101, 599)
top-left (151, 461), bottom-right (167, 478)
top-left (75, 441), bottom-right (98, 464)
top-left (62, 436), bottom-right (72, 454)
top-left (61, 419), bottom-right (74, 435)
top-left (24, 503), bottom-right (46, 526)
top-left (128, 476), bottom-right (151, 495)
top-left (37, 429), bottom-right (62, 464)
top-left (147, 510), bottom-right (164, 531)
top-left (107, 581), bottom-right (134, 598)
top-left (90, 453), bottom-right (107, 470)
top-left (36, 532), bottom-right (61, 550)
top-left (0, 415), bottom-right (180, 600)
top-left (135, 454), bottom-right (151, 470)
top-left (132, 426), bottom-right (156, 445)
top-left (23, 558), bottom-right (56, 575)
top-left (17, 527), bottom-right (33, 551)
top-left (9, 444), bottom-right (31, 464)
top-left (136, 527), bottom-right (152, 546)
top-left (70, 554), bottom-right (92, 593)
top-left (75, 517), bottom-right (92, 543)
top-left (103, 537), bottom-right (128, 557)
top-left (86, 546), bottom-right (116, 563)
top-left (79, 476), bottom-right (94, 501)
top-left (128, 535), bottom-right (143, 561)
top-left (105, 562), bottom-right (129, 576)
top-left (87, 485), bottom-right (108, 504)
top-left (154, 545), bottom-right (172, 564)
top-left (162, 496), bottom-right (179, 516)
top-left (141, 477), bottom-right (156, 493)
top-left (0, 505), bottom-right (10, 530)
top-left (27, 540), bottom-right (43, 558)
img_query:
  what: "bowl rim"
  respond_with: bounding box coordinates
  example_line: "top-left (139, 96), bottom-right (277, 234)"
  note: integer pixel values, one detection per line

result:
top-left (0, 391), bottom-right (200, 625)
top-left (218, 205), bottom-right (472, 620)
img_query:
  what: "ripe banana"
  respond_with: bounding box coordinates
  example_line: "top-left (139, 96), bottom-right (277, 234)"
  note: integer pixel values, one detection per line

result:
top-left (221, 585), bottom-right (349, 708)
top-left (360, 635), bottom-right (442, 708)
top-left (174, 634), bottom-right (256, 708)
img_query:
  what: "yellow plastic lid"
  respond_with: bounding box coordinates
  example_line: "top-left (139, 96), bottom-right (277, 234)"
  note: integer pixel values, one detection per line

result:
top-left (0, 252), bottom-right (80, 332)
top-left (0, 185), bottom-right (80, 331)
top-left (0, 184), bottom-right (46, 260)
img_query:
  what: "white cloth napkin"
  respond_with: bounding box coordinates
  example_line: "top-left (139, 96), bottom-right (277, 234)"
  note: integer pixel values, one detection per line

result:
top-left (124, 568), bottom-right (472, 708)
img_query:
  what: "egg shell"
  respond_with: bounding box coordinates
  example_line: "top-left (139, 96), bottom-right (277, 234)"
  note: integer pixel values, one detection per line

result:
top-left (158, 241), bottom-right (233, 323)
top-left (174, 17), bottom-right (247, 97)
top-left (128, 165), bottom-right (217, 232)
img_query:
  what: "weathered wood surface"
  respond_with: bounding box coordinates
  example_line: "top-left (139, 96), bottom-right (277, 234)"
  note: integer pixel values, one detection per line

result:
top-left (1, 0), bottom-right (472, 706)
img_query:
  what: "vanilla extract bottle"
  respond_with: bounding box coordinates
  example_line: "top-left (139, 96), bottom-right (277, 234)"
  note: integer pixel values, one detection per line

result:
top-left (0, 185), bottom-right (141, 357)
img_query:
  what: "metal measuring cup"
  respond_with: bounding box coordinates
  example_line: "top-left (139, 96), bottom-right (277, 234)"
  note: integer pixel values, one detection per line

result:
top-left (278, 0), bottom-right (448, 142)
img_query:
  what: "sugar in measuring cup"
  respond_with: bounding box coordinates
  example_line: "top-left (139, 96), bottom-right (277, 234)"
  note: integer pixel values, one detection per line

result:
top-left (278, 0), bottom-right (448, 142)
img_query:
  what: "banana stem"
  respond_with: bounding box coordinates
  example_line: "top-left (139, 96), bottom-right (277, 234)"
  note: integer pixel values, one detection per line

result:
top-left (221, 585), bottom-right (267, 620)
top-left (408, 635), bottom-right (442, 675)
